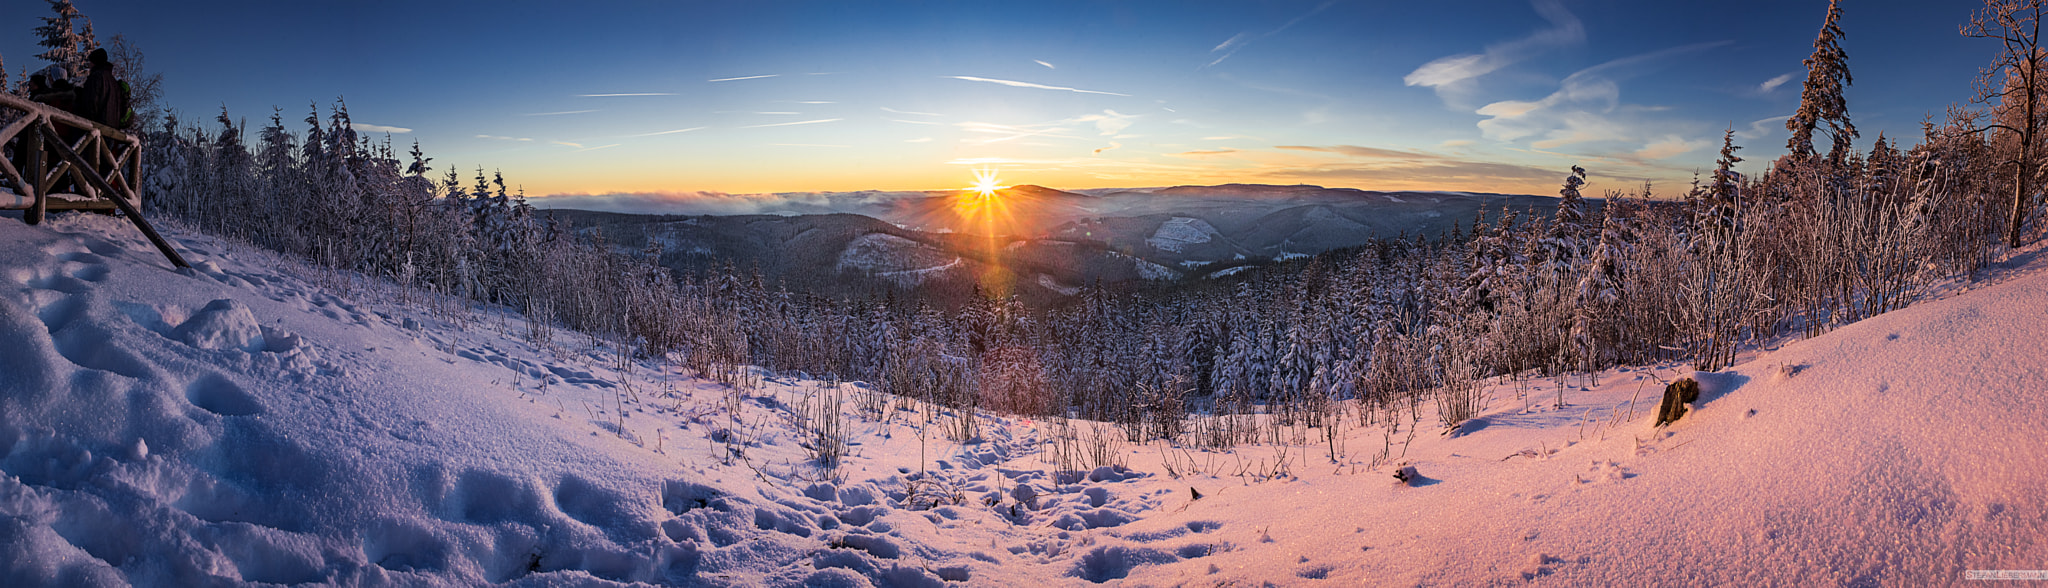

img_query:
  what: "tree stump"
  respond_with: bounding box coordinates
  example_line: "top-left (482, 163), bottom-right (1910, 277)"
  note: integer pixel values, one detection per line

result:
top-left (1655, 378), bottom-right (1702, 426)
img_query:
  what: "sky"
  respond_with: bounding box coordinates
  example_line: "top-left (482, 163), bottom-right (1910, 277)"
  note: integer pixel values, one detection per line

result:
top-left (0, 0), bottom-right (2004, 206)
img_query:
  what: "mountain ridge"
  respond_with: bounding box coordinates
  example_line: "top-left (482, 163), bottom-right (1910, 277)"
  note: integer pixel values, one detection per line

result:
top-left (539, 182), bottom-right (1588, 303)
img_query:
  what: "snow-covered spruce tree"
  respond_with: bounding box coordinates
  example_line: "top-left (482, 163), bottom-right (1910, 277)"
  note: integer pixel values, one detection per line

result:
top-left (33, 0), bottom-right (96, 80)
top-left (253, 108), bottom-right (304, 254)
top-left (1572, 191), bottom-right (1629, 372)
top-left (1539, 166), bottom-right (1590, 378)
top-left (204, 108), bottom-right (256, 240)
top-left (1787, 0), bottom-right (1858, 165)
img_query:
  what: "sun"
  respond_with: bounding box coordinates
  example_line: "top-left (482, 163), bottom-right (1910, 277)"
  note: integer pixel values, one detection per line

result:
top-left (956, 168), bottom-right (1010, 222)
top-left (969, 168), bottom-right (1006, 199)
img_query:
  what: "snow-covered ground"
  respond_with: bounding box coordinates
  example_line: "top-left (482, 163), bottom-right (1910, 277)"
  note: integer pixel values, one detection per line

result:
top-left (3, 213), bottom-right (2046, 586)
top-left (836, 233), bottom-right (959, 286)
top-left (1144, 218), bottom-right (1220, 254)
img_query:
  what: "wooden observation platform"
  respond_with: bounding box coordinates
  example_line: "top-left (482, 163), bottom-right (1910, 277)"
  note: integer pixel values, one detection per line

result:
top-left (0, 92), bottom-right (187, 268)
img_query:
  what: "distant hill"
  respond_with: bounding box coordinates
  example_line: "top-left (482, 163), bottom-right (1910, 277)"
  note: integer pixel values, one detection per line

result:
top-left (536, 209), bottom-right (1158, 305)
top-left (539, 183), bottom-right (1595, 301)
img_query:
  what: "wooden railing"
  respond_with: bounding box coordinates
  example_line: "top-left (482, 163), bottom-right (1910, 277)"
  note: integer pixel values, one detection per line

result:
top-left (0, 92), bottom-right (186, 268)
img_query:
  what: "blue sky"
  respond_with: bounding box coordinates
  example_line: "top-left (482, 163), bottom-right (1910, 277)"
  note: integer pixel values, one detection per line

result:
top-left (0, 0), bottom-right (1998, 203)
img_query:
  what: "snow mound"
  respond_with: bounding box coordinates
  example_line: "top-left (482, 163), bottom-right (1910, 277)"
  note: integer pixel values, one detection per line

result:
top-left (173, 298), bottom-right (261, 350)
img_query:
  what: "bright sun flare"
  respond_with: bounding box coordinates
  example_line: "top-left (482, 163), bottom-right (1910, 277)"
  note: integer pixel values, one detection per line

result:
top-left (954, 168), bottom-right (1016, 240)
top-left (969, 168), bottom-right (1005, 197)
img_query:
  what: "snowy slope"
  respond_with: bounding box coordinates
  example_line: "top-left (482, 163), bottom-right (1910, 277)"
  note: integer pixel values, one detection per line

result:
top-left (1112, 254), bottom-right (2048, 586)
top-left (1144, 218), bottom-right (1220, 254)
top-left (2, 213), bottom-right (2046, 586)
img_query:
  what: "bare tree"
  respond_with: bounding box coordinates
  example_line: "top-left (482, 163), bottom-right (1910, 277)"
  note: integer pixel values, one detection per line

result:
top-left (1965, 0), bottom-right (2048, 247)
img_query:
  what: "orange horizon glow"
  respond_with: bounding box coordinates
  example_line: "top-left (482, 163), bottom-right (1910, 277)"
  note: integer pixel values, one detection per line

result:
top-left (511, 159), bottom-right (1619, 202)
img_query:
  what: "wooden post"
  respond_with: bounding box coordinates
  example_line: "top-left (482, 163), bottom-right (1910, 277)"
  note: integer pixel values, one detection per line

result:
top-left (25, 120), bottom-right (44, 226)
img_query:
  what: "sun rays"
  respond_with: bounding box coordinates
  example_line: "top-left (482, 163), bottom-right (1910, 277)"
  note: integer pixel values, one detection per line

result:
top-left (956, 168), bottom-right (1020, 294)
top-left (955, 168), bottom-right (1011, 232)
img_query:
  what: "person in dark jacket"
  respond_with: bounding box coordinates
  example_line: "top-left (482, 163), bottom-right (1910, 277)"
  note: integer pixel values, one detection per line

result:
top-left (27, 65), bottom-right (78, 113)
top-left (76, 48), bottom-right (127, 130)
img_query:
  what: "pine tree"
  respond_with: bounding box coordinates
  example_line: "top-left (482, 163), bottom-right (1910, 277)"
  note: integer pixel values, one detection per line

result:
top-left (1573, 196), bottom-right (1628, 371)
top-left (1786, 0), bottom-right (1857, 164)
top-left (34, 0), bottom-right (96, 79)
top-left (1541, 166), bottom-right (1590, 301)
top-left (1550, 167), bottom-right (1588, 243)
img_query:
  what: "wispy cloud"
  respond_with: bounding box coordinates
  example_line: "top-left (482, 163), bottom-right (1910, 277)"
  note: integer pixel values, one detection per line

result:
top-left (551, 140), bottom-right (584, 148)
top-left (1249, 144), bottom-right (1588, 191)
top-left (1094, 141), bottom-right (1123, 154)
top-left (627, 127), bottom-right (705, 138)
top-left (949, 111), bottom-right (1141, 147)
top-left (1732, 115), bottom-right (1791, 143)
top-left (578, 92), bottom-right (675, 97)
top-left (1633, 135), bottom-right (1709, 160)
top-left (523, 109), bottom-right (599, 116)
top-left (1035, 60), bottom-right (1056, 69)
top-left (740, 118), bottom-right (843, 129)
top-left (1473, 41), bottom-right (1732, 149)
top-left (1076, 110), bottom-right (1137, 135)
top-left (1203, 0), bottom-right (1338, 68)
top-left (948, 76), bottom-right (1130, 97)
top-left (574, 143), bottom-right (621, 153)
top-left (1260, 160), bottom-right (1572, 189)
top-left (1210, 34), bottom-right (1250, 57)
top-left (1278, 145), bottom-right (1449, 160)
top-left (882, 107), bottom-right (943, 117)
top-left (1172, 149), bottom-right (1239, 158)
top-left (959, 121), bottom-right (1074, 145)
top-left (769, 143), bottom-right (849, 148)
top-left (476, 134), bottom-right (534, 142)
top-left (1758, 72), bottom-right (1798, 93)
top-left (1403, 0), bottom-right (1584, 98)
top-left (891, 119), bottom-right (941, 125)
top-left (354, 123), bottom-right (411, 134)
top-left (708, 74), bottom-right (778, 82)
